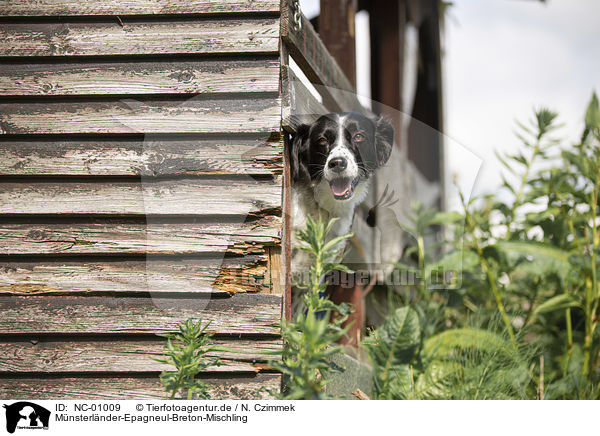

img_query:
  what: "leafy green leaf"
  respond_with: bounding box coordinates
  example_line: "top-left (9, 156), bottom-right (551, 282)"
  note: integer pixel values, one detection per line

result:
top-left (415, 361), bottom-right (460, 399)
top-left (535, 108), bottom-right (559, 137)
top-left (495, 150), bottom-right (517, 175)
top-left (322, 233), bottom-right (353, 253)
top-left (425, 249), bottom-right (479, 280)
top-left (533, 294), bottom-right (581, 315)
top-left (422, 328), bottom-right (514, 363)
top-left (585, 92), bottom-right (600, 130)
top-left (425, 211), bottom-right (464, 227)
top-left (363, 307), bottom-right (421, 393)
top-left (495, 241), bottom-right (572, 281)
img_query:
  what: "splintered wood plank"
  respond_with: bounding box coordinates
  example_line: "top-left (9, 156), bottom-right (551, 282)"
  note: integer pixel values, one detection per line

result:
top-left (0, 136), bottom-right (282, 176)
top-left (0, 218), bottom-right (280, 256)
top-left (0, 59), bottom-right (280, 96)
top-left (266, 246), bottom-right (283, 295)
top-left (0, 19), bottom-right (279, 57)
top-left (0, 256), bottom-right (271, 295)
top-left (0, 0), bottom-right (280, 16)
top-left (0, 338), bottom-right (281, 373)
top-left (0, 178), bottom-right (281, 216)
top-left (0, 374), bottom-right (280, 400)
top-left (0, 98), bottom-right (281, 134)
top-left (0, 294), bottom-right (282, 335)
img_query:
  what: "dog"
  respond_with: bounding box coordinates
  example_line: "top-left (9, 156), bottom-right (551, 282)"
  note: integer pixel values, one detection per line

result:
top-left (289, 112), bottom-right (394, 282)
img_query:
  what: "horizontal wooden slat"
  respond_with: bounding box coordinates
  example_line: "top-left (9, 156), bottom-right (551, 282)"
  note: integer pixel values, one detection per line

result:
top-left (0, 136), bottom-right (282, 176)
top-left (281, 65), bottom-right (327, 132)
top-left (0, 97), bottom-right (280, 134)
top-left (0, 374), bottom-right (280, 399)
top-left (0, 178), bottom-right (281, 216)
top-left (0, 218), bottom-right (280, 255)
top-left (0, 59), bottom-right (279, 96)
top-left (0, 19), bottom-right (279, 57)
top-left (0, 294), bottom-right (282, 334)
top-left (0, 338), bottom-right (280, 373)
top-left (0, 256), bottom-right (272, 295)
top-left (0, 0), bottom-right (280, 16)
top-left (281, 1), bottom-right (362, 113)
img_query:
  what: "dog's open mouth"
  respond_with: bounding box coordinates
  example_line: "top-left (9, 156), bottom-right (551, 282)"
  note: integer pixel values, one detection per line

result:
top-left (329, 177), bottom-right (360, 200)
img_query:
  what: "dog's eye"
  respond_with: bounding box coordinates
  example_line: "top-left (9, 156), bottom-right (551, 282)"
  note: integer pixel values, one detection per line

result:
top-left (354, 133), bottom-right (365, 142)
top-left (318, 137), bottom-right (328, 146)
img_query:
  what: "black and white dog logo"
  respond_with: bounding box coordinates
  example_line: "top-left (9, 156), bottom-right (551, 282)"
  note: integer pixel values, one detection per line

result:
top-left (3, 402), bottom-right (50, 433)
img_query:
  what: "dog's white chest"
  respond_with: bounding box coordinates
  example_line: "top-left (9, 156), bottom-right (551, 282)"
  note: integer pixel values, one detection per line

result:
top-left (290, 178), bottom-right (371, 276)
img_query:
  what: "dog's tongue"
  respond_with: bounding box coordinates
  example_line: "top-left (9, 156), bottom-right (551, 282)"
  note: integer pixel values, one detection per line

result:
top-left (330, 178), bottom-right (352, 197)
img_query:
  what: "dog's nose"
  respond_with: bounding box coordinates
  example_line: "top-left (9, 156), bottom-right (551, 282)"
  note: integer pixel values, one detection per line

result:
top-left (328, 157), bottom-right (348, 172)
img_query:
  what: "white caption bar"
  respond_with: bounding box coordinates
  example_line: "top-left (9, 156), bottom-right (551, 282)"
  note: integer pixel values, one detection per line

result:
top-left (0, 400), bottom-right (596, 436)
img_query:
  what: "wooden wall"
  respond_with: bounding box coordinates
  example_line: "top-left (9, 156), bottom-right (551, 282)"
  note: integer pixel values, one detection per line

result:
top-left (0, 0), bottom-right (284, 399)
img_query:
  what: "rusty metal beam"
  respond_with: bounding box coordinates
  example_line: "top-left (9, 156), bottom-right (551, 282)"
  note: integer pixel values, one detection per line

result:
top-left (318, 0), bottom-right (357, 86)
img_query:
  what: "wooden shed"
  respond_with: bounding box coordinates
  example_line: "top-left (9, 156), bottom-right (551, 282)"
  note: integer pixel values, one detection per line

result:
top-left (0, 0), bottom-right (443, 398)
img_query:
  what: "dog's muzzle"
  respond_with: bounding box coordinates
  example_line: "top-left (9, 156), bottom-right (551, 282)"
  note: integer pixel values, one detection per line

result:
top-left (329, 176), bottom-right (361, 200)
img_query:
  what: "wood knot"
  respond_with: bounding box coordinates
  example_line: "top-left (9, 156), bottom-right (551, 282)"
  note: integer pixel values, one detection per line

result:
top-left (169, 70), bottom-right (194, 83)
top-left (178, 71), bottom-right (195, 82)
top-left (27, 229), bottom-right (47, 240)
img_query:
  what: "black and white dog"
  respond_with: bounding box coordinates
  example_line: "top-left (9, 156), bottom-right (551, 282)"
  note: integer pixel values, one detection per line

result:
top-left (289, 112), bottom-right (394, 275)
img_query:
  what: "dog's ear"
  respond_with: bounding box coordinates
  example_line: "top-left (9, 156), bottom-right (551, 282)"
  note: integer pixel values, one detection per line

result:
top-left (374, 116), bottom-right (394, 167)
top-left (289, 123), bottom-right (311, 182)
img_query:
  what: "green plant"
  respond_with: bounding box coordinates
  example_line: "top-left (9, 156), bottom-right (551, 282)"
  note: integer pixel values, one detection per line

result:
top-left (362, 306), bottom-right (420, 399)
top-left (367, 93), bottom-right (600, 399)
top-left (364, 307), bottom-right (533, 399)
top-left (271, 216), bottom-right (353, 399)
top-left (517, 95), bottom-right (600, 397)
top-left (462, 97), bottom-right (600, 397)
top-left (366, 201), bottom-right (469, 344)
top-left (153, 319), bottom-right (229, 400)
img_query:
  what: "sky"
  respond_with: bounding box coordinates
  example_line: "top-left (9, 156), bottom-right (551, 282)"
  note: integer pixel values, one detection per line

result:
top-left (299, 0), bottom-right (600, 209)
top-left (444, 0), bottom-right (600, 207)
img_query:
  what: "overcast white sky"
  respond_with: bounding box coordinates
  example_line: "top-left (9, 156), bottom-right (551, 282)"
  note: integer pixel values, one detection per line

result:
top-left (299, 0), bottom-right (600, 208)
top-left (445, 0), bottom-right (600, 206)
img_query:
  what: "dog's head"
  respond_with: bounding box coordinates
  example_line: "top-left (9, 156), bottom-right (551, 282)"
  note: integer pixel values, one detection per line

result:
top-left (290, 112), bottom-right (394, 201)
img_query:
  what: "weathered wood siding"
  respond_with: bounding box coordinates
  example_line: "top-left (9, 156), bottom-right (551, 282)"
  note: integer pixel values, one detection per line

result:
top-left (0, 0), bottom-right (283, 399)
